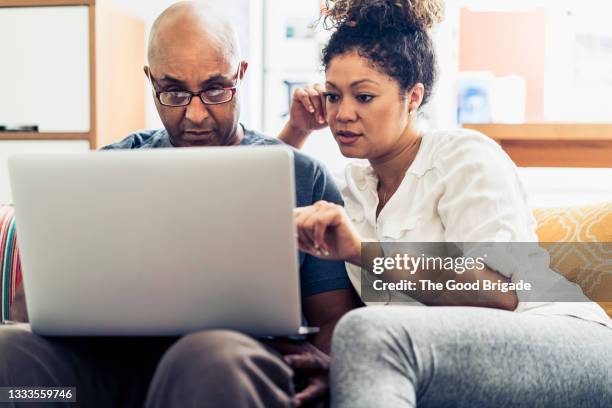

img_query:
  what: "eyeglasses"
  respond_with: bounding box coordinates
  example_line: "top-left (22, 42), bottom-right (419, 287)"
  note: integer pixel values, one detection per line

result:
top-left (147, 66), bottom-right (241, 107)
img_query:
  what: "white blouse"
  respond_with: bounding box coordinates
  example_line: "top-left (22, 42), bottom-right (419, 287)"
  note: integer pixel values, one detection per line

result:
top-left (338, 129), bottom-right (611, 329)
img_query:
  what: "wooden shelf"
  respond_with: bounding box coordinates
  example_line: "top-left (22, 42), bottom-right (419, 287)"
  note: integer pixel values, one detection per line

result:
top-left (463, 124), bottom-right (612, 168)
top-left (463, 124), bottom-right (612, 141)
top-left (0, 132), bottom-right (90, 141)
top-left (0, 0), bottom-right (93, 7)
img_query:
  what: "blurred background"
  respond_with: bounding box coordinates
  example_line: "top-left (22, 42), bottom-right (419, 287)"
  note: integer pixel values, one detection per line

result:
top-left (1, 0), bottom-right (611, 206)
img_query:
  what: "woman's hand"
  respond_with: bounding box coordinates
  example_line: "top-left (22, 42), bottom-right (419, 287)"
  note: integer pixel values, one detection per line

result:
top-left (290, 84), bottom-right (328, 132)
top-left (294, 201), bottom-right (362, 265)
top-left (278, 84), bottom-right (328, 149)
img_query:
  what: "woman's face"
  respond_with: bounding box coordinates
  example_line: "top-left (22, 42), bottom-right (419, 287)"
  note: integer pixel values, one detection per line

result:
top-left (324, 51), bottom-right (416, 159)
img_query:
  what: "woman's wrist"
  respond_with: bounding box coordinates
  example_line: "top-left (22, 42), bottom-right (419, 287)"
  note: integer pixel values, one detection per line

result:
top-left (346, 239), bottom-right (365, 266)
top-left (349, 242), bottom-right (385, 269)
top-left (279, 121), bottom-right (311, 149)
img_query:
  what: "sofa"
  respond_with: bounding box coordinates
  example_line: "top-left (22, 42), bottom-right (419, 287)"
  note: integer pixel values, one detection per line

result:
top-left (1, 202), bottom-right (611, 322)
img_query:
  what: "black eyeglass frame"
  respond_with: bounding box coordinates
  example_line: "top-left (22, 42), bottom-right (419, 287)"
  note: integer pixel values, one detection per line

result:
top-left (146, 65), bottom-right (242, 107)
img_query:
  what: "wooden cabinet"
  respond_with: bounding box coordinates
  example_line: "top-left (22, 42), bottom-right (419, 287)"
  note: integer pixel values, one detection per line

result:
top-left (0, 0), bottom-right (145, 148)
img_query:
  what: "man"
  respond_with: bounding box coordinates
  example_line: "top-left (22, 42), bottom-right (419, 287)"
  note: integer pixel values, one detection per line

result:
top-left (0, 2), bottom-right (360, 407)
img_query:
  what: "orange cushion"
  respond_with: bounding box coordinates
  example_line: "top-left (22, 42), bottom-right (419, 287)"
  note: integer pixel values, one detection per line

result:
top-left (533, 202), bottom-right (612, 317)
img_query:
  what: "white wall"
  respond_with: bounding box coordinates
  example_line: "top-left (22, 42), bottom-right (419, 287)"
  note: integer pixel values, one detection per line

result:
top-left (518, 168), bottom-right (612, 208)
top-left (0, 6), bottom-right (90, 132)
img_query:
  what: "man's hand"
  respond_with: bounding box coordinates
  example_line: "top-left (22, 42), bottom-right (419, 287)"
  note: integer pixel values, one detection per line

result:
top-left (265, 339), bottom-right (330, 407)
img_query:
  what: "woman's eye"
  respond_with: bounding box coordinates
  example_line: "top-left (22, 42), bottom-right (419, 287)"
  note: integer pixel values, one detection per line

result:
top-left (357, 94), bottom-right (374, 103)
top-left (324, 93), bottom-right (340, 103)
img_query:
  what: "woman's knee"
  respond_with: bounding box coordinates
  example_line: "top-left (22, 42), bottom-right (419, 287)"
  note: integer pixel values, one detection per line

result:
top-left (332, 307), bottom-right (402, 354)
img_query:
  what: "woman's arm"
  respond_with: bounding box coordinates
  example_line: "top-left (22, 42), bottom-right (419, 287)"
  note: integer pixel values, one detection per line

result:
top-left (294, 202), bottom-right (518, 311)
top-left (358, 243), bottom-right (518, 310)
top-left (278, 121), bottom-right (312, 150)
top-left (278, 84), bottom-right (328, 149)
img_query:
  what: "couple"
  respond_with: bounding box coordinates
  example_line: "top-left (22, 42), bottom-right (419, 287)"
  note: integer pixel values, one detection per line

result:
top-left (3, 1), bottom-right (611, 408)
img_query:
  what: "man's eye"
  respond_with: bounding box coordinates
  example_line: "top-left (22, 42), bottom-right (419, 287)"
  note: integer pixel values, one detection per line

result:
top-left (357, 94), bottom-right (374, 103)
top-left (324, 93), bottom-right (340, 103)
top-left (205, 88), bottom-right (225, 97)
top-left (163, 91), bottom-right (191, 99)
top-left (159, 91), bottom-right (191, 106)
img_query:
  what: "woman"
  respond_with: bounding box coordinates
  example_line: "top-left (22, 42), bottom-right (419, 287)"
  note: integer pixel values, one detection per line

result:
top-left (278, 0), bottom-right (612, 407)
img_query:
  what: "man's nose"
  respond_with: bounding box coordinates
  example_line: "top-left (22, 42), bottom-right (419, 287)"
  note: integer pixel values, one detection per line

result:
top-left (185, 95), bottom-right (210, 124)
top-left (335, 100), bottom-right (358, 123)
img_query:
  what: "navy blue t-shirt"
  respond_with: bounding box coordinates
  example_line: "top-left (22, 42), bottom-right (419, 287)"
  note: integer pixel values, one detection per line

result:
top-left (101, 126), bottom-right (353, 298)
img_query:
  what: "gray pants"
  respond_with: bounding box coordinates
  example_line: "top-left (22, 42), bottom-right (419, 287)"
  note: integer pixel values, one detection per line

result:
top-left (331, 306), bottom-right (612, 408)
top-left (0, 324), bottom-right (294, 407)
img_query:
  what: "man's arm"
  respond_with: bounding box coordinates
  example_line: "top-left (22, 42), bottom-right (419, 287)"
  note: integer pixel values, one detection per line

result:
top-left (8, 283), bottom-right (29, 323)
top-left (303, 288), bottom-right (362, 354)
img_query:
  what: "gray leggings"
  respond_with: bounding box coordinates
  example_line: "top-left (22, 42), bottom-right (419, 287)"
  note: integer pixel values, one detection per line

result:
top-left (330, 306), bottom-right (612, 408)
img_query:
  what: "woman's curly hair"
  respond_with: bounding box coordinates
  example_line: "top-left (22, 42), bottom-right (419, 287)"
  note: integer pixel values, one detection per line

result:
top-left (322, 0), bottom-right (444, 105)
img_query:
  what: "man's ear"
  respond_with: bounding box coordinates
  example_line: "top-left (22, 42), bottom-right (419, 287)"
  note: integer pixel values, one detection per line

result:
top-left (239, 61), bottom-right (249, 80)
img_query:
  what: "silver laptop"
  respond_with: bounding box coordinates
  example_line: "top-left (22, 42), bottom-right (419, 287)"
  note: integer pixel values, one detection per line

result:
top-left (8, 146), bottom-right (308, 337)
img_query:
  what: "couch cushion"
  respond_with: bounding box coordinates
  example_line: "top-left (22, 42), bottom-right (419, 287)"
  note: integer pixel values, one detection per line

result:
top-left (534, 201), bottom-right (612, 242)
top-left (1, 205), bottom-right (22, 321)
top-left (533, 201), bottom-right (612, 317)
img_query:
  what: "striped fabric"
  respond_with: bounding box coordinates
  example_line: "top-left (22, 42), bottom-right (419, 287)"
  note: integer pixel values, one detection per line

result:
top-left (0, 205), bottom-right (21, 322)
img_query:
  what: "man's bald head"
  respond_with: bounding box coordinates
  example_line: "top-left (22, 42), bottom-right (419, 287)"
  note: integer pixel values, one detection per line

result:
top-left (144, 1), bottom-right (248, 148)
top-left (148, 1), bottom-right (241, 69)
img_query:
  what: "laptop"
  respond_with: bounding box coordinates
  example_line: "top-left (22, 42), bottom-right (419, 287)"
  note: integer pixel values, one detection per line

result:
top-left (8, 146), bottom-right (310, 337)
